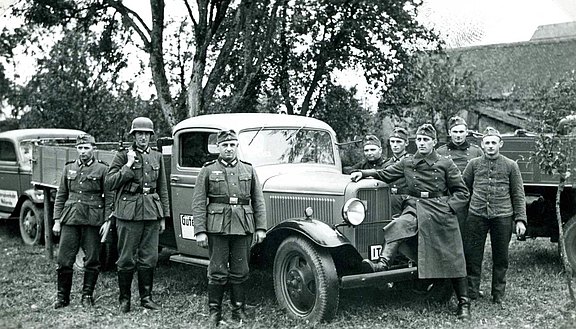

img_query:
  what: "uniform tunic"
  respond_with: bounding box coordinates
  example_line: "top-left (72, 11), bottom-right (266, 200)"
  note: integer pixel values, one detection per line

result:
top-left (105, 144), bottom-right (170, 271)
top-left (192, 158), bottom-right (266, 285)
top-left (54, 157), bottom-right (113, 272)
top-left (436, 140), bottom-right (483, 173)
top-left (382, 152), bottom-right (409, 216)
top-left (361, 151), bottom-right (469, 278)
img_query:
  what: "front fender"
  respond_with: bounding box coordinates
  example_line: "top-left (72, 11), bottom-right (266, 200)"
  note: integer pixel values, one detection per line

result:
top-left (268, 217), bottom-right (351, 248)
top-left (22, 188), bottom-right (45, 204)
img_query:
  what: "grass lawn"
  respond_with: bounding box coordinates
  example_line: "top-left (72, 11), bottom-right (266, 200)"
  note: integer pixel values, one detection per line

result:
top-left (1, 219), bottom-right (575, 329)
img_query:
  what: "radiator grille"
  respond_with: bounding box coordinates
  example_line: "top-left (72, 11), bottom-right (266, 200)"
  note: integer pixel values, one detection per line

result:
top-left (268, 195), bottom-right (336, 227)
top-left (356, 188), bottom-right (390, 258)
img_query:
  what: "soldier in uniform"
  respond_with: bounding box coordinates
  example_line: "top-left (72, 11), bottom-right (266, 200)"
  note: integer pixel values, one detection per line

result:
top-left (351, 124), bottom-right (472, 320)
top-left (462, 127), bottom-right (527, 304)
top-left (105, 117), bottom-right (170, 313)
top-left (52, 134), bottom-right (113, 308)
top-left (382, 127), bottom-right (410, 216)
top-left (436, 116), bottom-right (483, 173)
top-left (343, 135), bottom-right (385, 174)
top-left (192, 130), bottom-right (266, 327)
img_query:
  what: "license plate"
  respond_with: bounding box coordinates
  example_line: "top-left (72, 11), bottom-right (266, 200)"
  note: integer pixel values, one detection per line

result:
top-left (369, 244), bottom-right (383, 261)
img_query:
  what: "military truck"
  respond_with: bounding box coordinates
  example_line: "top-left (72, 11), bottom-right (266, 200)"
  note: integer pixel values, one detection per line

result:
top-left (0, 128), bottom-right (85, 245)
top-left (33, 113), bottom-right (444, 323)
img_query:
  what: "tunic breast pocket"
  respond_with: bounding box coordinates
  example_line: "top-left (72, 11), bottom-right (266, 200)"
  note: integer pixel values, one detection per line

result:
top-left (150, 165), bottom-right (160, 181)
top-left (83, 174), bottom-right (101, 190)
top-left (208, 173), bottom-right (226, 195)
top-left (239, 174), bottom-right (252, 193)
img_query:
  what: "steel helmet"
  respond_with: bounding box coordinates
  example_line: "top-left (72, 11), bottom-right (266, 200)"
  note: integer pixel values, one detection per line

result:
top-left (129, 117), bottom-right (155, 135)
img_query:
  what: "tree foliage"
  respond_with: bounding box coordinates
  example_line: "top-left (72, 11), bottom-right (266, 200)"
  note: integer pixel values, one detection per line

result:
top-left (7, 0), bottom-right (439, 130)
top-left (379, 51), bottom-right (482, 138)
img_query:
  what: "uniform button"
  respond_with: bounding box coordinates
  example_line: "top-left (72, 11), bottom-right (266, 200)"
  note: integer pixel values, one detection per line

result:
top-left (232, 183), bottom-right (236, 185)
top-left (145, 183), bottom-right (148, 185)
top-left (123, 197), bottom-right (127, 200)
top-left (79, 182), bottom-right (83, 185)
top-left (98, 205), bottom-right (102, 208)
top-left (145, 173), bottom-right (149, 175)
top-left (146, 162), bottom-right (149, 164)
top-left (79, 191), bottom-right (82, 193)
top-left (77, 200), bottom-right (81, 202)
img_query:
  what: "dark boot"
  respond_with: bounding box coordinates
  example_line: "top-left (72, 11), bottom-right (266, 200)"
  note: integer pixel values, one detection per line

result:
top-left (118, 270), bottom-right (133, 313)
top-left (80, 271), bottom-right (99, 307)
top-left (230, 283), bottom-right (248, 323)
top-left (54, 269), bottom-right (73, 309)
top-left (138, 268), bottom-right (161, 310)
top-left (208, 284), bottom-right (225, 327)
top-left (361, 257), bottom-right (390, 272)
top-left (452, 277), bottom-right (471, 320)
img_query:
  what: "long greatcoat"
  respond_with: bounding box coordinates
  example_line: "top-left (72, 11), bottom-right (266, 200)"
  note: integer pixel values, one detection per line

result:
top-left (362, 151), bottom-right (469, 279)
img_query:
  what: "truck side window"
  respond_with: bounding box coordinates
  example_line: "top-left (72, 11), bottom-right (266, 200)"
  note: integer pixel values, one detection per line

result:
top-left (0, 140), bottom-right (17, 162)
top-left (180, 132), bottom-right (218, 168)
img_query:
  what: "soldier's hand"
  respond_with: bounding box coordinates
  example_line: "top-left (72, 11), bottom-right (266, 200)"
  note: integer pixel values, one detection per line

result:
top-left (126, 149), bottom-right (136, 167)
top-left (515, 221), bottom-right (526, 237)
top-left (255, 230), bottom-right (266, 244)
top-left (350, 172), bottom-right (363, 182)
top-left (196, 233), bottom-right (208, 248)
top-left (52, 219), bottom-right (61, 236)
top-left (159, 218), bottom-right (166, 234)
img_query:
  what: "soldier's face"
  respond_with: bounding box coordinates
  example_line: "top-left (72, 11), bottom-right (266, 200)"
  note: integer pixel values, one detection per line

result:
top-left (389, 137), bottom-right (407, 156)
top-left (481, 135), bottom-right (503, 158)
top-left (76, 143), bottom-right (94, 162)
top-left (449, 124), bottom-right (467, 145)
top-left (219, 141), bottom-right (238, 161)
top-left (415, 135), bottom-right (436, 155)
top-left (134, 131), bottom-right (152, 149)
top-left (363, 145), bottom-right (382, 162)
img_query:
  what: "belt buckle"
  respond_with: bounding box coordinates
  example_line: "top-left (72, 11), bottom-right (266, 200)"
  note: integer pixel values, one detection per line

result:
top-left (420, 191), bottom-right (429, 198)
top-left (142, 187), bottom-right (151, 193)
top-left (391, 187), bottom-right (398, 195)
top-left (229, 197), bottom-right (239, 205)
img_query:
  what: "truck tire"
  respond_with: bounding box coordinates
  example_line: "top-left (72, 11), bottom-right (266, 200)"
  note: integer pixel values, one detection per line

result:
top-left (562, 216), bottom-right (576, 274)
top-left (19, 200), bottom-right (44, 246)
top-left (273, 236), bottom-right (339, 323)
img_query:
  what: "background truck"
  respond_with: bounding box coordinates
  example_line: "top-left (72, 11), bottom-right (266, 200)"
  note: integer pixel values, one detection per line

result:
top-left (0, 128), bottom-right (85, 245)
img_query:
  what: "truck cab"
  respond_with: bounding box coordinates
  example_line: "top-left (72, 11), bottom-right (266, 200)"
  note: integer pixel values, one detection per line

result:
top-left (0, 128), bottom-right (85, 245)
top-left (164, 113), bottom-right (419, 322)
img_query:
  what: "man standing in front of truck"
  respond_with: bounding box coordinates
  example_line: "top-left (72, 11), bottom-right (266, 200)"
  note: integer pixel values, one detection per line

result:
top-left (461, 127), bottom-right (527, 304)
top-left (52, 134), bottom-right (114, 309)
top-left (437, 116), bottom-right (483, 173)
top-left (105, 117), bottom-right (170, 313)
top-left (351, 123), bottom-right (472, 320)
top-left (192, 130), bottom-right (267, 327)
top-left (382, 127), bottom-right (410, 216)
top-left (343, 135), bottom-right (385, 174)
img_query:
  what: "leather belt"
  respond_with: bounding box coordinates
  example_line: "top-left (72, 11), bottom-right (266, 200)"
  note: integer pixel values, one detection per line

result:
top-left (390, 188), bottom-right (408, 195)
top-left (209, 197), bottom-right (250, 205)
top-left (408, 191), bottom-right (445, 198)
top-left (130, 187), bottom-right (156, 194)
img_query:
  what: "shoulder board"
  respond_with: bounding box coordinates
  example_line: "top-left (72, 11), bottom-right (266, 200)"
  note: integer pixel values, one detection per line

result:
top-left (239, 160), bottom-right (252, 166)
top-left (470, 144), bottom-right (481, 149)
top-left (203, 159), bottom-right (217, 167)
top-left (65, 160), bottom-right (76, 165)
top-left (97, 159), bottom-right (109, 165)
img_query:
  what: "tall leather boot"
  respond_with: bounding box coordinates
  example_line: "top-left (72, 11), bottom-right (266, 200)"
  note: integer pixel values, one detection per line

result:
top-left (208, 284), bottom-right (225, 327)
top-left (361, 240), bottom-right (401, 272)
top-left (118, 270), bottom-right (133, 313)
top-left (452, 277), bottom-right (471, 320)
top-left (138, 268), bottom-right (161, 310)
top-left (230, 283), bottom-right (248, 323)
top-left (80, 271), bottom-right (99, 307)
top-left (54, 269), bottom-right (73, 309)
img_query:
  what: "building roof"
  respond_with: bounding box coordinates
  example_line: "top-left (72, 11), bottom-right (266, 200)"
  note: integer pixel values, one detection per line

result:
top-left (531, 21), bottom-right (576, 41)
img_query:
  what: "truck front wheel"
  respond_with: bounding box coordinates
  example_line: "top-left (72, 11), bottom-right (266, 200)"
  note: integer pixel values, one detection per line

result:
top-left (562, 216), bottom-right (576, 273)
top-left (273, 236), bottom-right (339, 323)
top-left (19, 200), bottom-right (44, 246)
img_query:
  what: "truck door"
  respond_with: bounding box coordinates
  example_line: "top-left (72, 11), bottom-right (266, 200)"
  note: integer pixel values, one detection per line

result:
top-left (170, 129), bottom-right (219, 257)
top-left (0, 139), bottom-right (22, 218)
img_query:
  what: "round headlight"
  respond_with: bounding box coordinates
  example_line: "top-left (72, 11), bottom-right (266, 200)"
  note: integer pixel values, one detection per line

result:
top-left (342, 198), bottom-right (365, 226)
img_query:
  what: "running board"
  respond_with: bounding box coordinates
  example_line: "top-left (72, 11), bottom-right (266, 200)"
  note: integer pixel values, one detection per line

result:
top-left (340, 266), bottom-right (418, 289)
top-left (169, 254), bottom-right (210, 268)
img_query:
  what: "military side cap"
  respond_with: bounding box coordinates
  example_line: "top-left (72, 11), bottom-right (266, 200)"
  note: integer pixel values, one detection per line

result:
top-left (416, 123), bottom-right (437, 140)
top-left (448, 116), bottom-right (467, 130)
top-left (217, 129), bottom-right (238, 144)
top-left (363, 134), bottom-right (381, 148)
top-left (483, 126), bottom-right (501, 139)
top-left (390, 127), bottom-right (408, 142)
top-left (76, 134), bottom-right (96, 145)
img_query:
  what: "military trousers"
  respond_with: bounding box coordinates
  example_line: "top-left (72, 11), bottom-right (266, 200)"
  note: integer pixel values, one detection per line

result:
top-left (207, 234), bottom-right (252, 285)
top-left (116, 219), bottom-right (160, 272)
top-left (464, 214), bottom-right (514, 299)
top-left (57, 224), bottom-right (101, 272)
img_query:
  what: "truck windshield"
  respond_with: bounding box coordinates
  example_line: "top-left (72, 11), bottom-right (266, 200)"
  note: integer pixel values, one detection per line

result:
top-left (238, 128), bottom-right (335, 166)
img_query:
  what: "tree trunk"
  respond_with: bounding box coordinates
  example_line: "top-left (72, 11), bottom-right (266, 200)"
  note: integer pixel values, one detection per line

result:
top-left (556, 177), bottom-right (576, 306)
